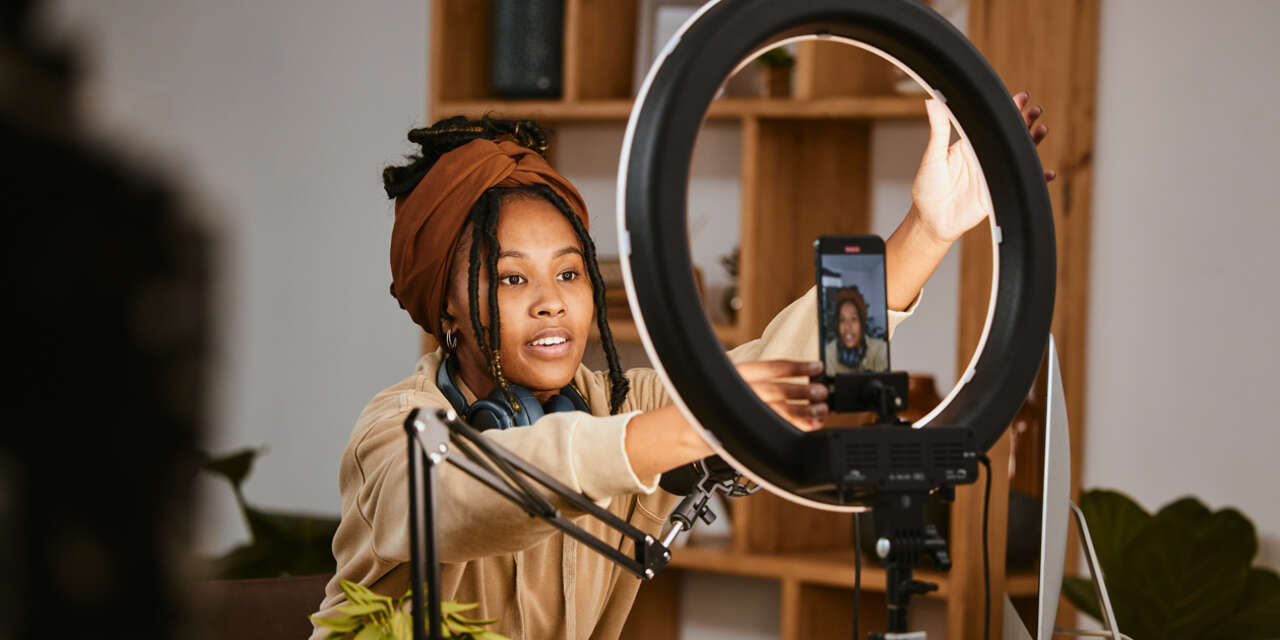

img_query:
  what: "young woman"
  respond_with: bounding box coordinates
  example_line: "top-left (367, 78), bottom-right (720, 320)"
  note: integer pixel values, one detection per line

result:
top-left (310, 94), bottom-right (1050, 639)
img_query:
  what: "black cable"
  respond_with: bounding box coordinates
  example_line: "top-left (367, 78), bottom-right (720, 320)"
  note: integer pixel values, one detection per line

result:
top-left (977, 454), bottom-right (992, 640)
top-left (853, 512), bottom-right (862, 640)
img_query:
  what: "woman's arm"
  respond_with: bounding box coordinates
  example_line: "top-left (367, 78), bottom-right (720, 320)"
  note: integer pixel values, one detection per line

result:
top-left (885, 92), bottom-right (1052, 311)
top-left (623, 360), bottom-right (827, 479)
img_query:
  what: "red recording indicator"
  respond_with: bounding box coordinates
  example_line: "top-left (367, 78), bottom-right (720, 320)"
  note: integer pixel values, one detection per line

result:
top-left (844, 245), bottom-right (862, 253)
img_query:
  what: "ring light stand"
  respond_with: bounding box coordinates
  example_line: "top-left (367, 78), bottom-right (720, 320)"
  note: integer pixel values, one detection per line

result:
top-left (616, 0), bottom-right (1056, 636)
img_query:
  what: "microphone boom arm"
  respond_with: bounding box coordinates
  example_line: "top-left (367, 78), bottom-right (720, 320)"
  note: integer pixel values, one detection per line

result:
top-left (405, 408), bottom-right (673, 640)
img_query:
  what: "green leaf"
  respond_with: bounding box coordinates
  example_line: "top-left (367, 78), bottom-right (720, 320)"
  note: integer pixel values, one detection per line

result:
top-left (390, 610), bottom-right (412, 640)
top-left (340, 579), bottom-right (394, 613)
top-left (1213, 567), bottom-right (1280, 639)
top-left (442, 601), bottom-right (480, 614)
top-left (353, 625), bottom-right (383, 640)
top-left (1154, 495), bottom-right (1213, 528)
top-left (341, 579), bottom-right (378, 606)
top-left (1061, 576), bottom-right (1101, 622)
top-left (450, 614), bottom-right (499, 625)
top-left (310, 614), bottom-right (361, 632)
top-left (1116, 514), bottom-right (1251, 637)
top-left (339, 602), bottom-right (391, 617)
top-left (756, 47), bottom-right (795, 68)
top-left (1078, 489), bottom-right (1150, 577)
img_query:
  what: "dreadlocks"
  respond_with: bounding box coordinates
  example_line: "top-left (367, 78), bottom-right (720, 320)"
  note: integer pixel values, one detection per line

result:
top-left (382, 115), bottom-right (630, 414)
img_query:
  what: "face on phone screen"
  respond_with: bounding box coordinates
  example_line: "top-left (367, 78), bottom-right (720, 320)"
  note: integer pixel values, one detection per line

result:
top-left (819, 249), bottom-right (890, 376)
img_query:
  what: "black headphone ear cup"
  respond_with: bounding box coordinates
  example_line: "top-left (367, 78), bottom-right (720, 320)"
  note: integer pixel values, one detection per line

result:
top-left (494, 385), bottom-right (545, 427)
top-left (466, 399), bottom-right (514, 431)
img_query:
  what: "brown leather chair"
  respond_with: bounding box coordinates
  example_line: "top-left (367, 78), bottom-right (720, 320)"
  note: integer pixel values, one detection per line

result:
top-left (192, 574), bottom-right (331, 640)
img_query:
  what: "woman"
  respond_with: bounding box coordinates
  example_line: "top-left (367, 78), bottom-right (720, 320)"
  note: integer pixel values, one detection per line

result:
top-left (826, 285), bottom-right (889, 374)
top-left (310, 94), bottom-right (1049, 639)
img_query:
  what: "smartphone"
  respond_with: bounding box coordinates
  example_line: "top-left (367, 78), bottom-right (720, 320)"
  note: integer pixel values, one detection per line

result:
top-left (815, 235), bottom-right (891, 377)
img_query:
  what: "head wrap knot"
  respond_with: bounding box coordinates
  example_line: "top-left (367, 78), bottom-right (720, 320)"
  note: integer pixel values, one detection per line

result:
top-left (388, 138), bottom-right (589, 334)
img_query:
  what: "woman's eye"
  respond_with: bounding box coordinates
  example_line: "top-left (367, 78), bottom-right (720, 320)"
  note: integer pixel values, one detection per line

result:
top-left (500, 274), bottom-right (526, 286)
top-left (558, 270), bottom-right (580, 282)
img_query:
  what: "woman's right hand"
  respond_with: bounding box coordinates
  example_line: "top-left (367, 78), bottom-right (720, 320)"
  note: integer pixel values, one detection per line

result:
top-left (735, 359), bottom-right (829, 430)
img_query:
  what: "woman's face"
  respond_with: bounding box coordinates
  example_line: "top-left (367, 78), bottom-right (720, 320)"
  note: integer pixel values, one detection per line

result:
top-left (444, 196), bottom-right (595, 400)
top-left (838, 300), bottom-right (862, 348)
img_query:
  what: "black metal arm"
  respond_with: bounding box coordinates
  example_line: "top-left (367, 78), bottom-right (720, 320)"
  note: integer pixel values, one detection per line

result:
top-left (404, 407), bottom-right (672, 640)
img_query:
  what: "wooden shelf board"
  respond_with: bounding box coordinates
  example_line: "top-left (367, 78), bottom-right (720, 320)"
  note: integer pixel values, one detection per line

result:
top-left (432, 95), bottom-right (926, 123)
top-left (667, 541), bottom-right (1039, 598)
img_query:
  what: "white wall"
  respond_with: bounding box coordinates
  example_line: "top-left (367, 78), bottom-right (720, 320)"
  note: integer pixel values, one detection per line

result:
top-left (1085, 0), bottom-right (1280, 569)
top-left (42, 0), bottom-right (428, 552)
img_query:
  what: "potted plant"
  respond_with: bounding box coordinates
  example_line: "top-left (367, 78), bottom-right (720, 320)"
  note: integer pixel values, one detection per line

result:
top-left (311, 579), bottom-right (510, 640)
top-left (1064, 489), bottom-right (1280, 638)
top-left (756, 47), bottom-right (795, 98)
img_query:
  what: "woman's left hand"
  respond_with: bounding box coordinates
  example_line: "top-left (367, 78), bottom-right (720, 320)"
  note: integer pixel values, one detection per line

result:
top-left (909, 90), bottom-right (1054, 245)
top-left (735, 359), bottom-right (829, 431)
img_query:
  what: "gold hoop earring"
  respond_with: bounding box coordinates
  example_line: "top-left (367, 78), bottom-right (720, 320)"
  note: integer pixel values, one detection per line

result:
top-left (444, 329), bottom-right (459, 351)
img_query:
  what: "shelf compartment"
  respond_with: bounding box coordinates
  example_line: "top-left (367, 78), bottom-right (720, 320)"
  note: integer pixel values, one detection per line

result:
top-left (429, 0), bottom-right (494, 103)
top-left (564, 0), bottom-right (638, 100)
top-left (793, 40), bottom-right (900, 100)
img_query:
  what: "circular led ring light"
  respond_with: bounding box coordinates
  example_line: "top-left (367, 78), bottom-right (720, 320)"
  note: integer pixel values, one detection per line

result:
top-left (617, 0), bottom-right (1056, 510)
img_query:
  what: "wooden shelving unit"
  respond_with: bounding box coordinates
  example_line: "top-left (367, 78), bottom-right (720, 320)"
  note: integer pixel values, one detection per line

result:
top-left (427, 1), bottom-right (1098, 638)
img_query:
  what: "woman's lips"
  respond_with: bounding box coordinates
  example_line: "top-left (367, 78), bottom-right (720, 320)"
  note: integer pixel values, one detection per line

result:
top-left (524, 328), bottom-right (573, 359)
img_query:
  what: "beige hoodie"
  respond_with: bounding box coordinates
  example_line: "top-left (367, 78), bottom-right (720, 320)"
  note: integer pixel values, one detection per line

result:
top-left (310, 288), bottom-right (914, 639)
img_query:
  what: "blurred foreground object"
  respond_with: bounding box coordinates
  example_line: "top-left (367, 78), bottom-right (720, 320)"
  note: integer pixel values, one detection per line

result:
top-left (1, 1), bottom-right (211, 637)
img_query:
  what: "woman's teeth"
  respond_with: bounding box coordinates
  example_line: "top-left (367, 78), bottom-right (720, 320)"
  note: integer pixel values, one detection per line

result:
top-left (531, 337), bottom-right (567, 346)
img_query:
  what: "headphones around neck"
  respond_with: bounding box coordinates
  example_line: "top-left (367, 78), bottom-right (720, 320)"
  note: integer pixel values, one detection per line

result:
top-left (436, 353), bottom-right (589, 431)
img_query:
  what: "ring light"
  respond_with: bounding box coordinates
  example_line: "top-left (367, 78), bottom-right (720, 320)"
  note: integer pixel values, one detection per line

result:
top-left (616, 0), bottom-right (1055, 510)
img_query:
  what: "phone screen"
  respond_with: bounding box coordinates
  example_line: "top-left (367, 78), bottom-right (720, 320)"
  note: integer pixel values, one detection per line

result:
top-left (816, 235), bottom-right (891, 376)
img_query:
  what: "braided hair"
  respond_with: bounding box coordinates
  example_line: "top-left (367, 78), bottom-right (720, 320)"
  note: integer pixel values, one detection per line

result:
top-left (383, 115), bottom-right (630, 414)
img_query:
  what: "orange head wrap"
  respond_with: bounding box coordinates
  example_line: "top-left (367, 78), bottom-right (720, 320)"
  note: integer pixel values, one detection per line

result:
top-left (388, 138), bottom-right (590, 335)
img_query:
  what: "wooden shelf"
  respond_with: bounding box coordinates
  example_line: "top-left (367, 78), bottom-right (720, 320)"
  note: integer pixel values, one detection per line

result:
top-left (667, 541), bottom-right (1038, 599)
top-left (433, 95), bottom-right (926, 124)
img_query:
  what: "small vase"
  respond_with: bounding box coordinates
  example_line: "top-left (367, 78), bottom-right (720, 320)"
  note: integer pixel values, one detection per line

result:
top-left (764, 66), bottom-right (792, 98)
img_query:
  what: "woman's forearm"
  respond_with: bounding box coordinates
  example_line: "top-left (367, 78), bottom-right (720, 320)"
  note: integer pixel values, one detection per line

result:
top-left (623, 406), bottom-right (714, 480)
top-left (885, 205), bottom-right (955, 311)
